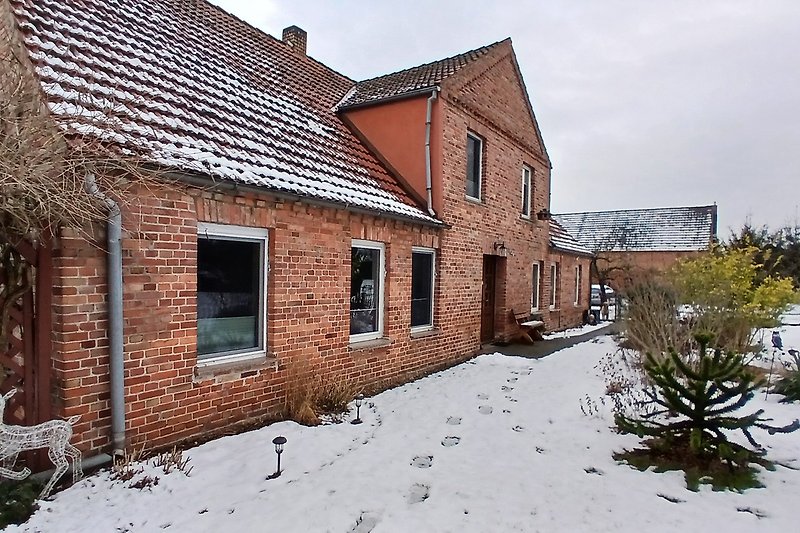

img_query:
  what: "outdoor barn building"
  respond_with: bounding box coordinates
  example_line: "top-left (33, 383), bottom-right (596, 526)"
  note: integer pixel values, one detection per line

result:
top-left (1, 0), bottom-right (590, 461)
top-left (554, 205), bottom-right (718, 291)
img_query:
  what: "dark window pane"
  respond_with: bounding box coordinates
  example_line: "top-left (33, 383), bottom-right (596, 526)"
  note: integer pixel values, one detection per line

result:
top-left (350, 247), bottom-right (381, 335)
top-left (532, 263), bottom-right (540, 309)
top-left (466, 135), bottom-right (481, 198)
top-left (411, 251), bottom-right (433, 327)
top-left (197, 237), bottom-right (261, 356)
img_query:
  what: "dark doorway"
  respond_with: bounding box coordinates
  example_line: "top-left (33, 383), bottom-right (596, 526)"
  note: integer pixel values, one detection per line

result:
top-left (481, 255), bottom-right (497, 342)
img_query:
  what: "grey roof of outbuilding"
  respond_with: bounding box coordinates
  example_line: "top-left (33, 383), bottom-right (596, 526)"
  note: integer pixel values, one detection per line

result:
top-left (337, 41), bottom-right (503, 109)
top-left (553, 205), bottom-right (717, 252)
top-left (549, 219), bottom-right (593, 256)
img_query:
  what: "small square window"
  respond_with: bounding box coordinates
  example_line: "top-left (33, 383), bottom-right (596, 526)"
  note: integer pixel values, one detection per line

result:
top-left (197, 223), bottom-right (267, 361)
top-left (350, 240), bottom-right (385, 341)
top-left (521, 166), bottom-right (532, 217)
top-left (466, 133), bottom-right (483, 200)
top-left (411, 248), bottom-right (435, 330)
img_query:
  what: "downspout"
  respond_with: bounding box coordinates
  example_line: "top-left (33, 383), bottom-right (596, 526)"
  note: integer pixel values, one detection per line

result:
top-left (84, 174), bottom-right (126, 456)
top-left (424, 88), bottom-right (439, 217)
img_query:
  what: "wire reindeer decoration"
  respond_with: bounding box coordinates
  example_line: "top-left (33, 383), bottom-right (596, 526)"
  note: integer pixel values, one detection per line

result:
top-left (0, 389), bottom-right (82, 498)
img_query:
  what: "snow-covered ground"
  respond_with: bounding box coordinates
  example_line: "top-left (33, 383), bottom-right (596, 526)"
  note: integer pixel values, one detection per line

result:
top-left (750, 307), bottom-right (800, 371)
top-left (8, 335), bottom-right (800, 533)
top-left (543, 321), bottom-right (611, 340)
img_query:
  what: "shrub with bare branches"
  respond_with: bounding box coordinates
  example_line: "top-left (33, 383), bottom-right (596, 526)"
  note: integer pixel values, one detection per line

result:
top-left (623, 277), bottom-right (693, 359)
top-left (283, 359), bottom-right (361, 426)
top-left (0, 14), bottom-right (161, 346)
top-left (0, 22), bottom-right (148, 242)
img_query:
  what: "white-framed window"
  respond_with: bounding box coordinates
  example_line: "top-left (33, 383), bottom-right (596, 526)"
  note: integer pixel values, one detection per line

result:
top-left (466, 132), bottom-right (483, 200)
top-left (550, 263), bottom-right (558, 309)
top-left (350, 240), bottom-right (385, 341)
top-left (196, 222), bottom-right (268, 362)
top-left (521, 165), bottom-right (532, 218)
top-left (531, 261), bottom-right (542, 312)
top-left (411, 248), bottom-right (436, 330)
top-left (574, 265), bottom-right (582, 306)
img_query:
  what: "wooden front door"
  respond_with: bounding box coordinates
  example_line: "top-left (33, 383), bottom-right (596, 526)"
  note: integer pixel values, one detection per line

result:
top-left (481, 255), bottom-right (496, 342)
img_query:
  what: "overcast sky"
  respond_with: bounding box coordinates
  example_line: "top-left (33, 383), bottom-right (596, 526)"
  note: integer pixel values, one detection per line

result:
top-left (211, 0), bottom-right (799, 236)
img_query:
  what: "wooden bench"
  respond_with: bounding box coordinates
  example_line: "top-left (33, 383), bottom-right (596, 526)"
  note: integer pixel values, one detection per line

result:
top-left (512, 310), bottom-right (545, 343)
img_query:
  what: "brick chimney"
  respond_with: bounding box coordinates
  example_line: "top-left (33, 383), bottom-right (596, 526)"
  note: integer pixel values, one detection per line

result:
top-left (282, 26), bottom-right (307, 55)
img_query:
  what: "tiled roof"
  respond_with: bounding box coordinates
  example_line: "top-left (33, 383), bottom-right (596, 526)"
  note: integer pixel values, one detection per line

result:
top-left (549, 219), bottom-right (593, 256)
top-left (554, 205), bottom-right (717, 252)
top-left (11, 0), bottom-right (436, 223)
top-left (338, 41), bottom-right (504, 109)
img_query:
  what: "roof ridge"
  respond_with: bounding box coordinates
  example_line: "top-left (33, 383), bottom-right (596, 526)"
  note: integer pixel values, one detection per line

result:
top-left (338, 38), bottom-right (508, 109)
top-left (556, 204), bottom-right (716, 217)
top-left (356, 38), bottom-right (507, 84)
top-left (196, 0), bottom-right (356, 84)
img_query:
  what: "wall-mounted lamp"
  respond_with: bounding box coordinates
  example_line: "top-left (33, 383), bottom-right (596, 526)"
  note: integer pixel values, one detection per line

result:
top-left (536, 209), bottom-right (551, 221)
top-left (493, 241), bottom-right (506, 253)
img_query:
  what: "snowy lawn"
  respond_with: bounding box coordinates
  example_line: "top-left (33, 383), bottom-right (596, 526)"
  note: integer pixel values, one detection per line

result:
top-left (8, 335), bottom-right (800, 532)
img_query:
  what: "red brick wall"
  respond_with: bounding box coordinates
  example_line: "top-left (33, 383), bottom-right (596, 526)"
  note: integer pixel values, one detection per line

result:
top-left (435, 50), bottom-right (589, 339)
top-left (545, 251), bottom-right (592, 330)
top-left (49, 44), bottom-right (592, 456)
top-left (601, 250), bottom-right (707, 292)
top-left (52, 183), bottom-right (470, 454)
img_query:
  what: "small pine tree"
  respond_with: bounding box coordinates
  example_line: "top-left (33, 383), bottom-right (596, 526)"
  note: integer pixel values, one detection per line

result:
top-left (616, 334), bottom-right (799, 464)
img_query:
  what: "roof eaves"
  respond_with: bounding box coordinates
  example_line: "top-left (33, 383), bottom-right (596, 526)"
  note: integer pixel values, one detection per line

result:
top-left (166, 169), bottom-right (445, 228)
top-left (337, 85), bottom-right (439, 112)
top-left (550, 243), bottom-right (594, 257)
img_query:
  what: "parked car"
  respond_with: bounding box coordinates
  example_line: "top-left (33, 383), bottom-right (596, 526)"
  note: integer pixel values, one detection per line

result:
top-left (590, 284), bottom-right (615, 306)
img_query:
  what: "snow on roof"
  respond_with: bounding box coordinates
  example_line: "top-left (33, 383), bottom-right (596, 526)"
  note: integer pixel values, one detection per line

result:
top-left (338, 41), bottom-right (504, 109)
top-left (554, 205), bottom-right (717, 252)
top-left (11, 0), bottom-right (437, 223)
top-left (549, 219), bottom-right (593, 256)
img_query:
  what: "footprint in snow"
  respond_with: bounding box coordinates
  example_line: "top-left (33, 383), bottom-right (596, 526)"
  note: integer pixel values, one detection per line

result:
top-left (407, 483), bottom-right (430, 504)
top-left (350, 512), bottom-right (380, 533)
top-left (478, 405), bottom-right (493, 414)
top-left (512, 425), bottom-right (524, 432)
top-left (441, 436), bottom-right (461, 447)
top-left (477, 393), bottom-right (489, 400)
top-left (411, 455), bottom-right (433, 469)
top-left (501, 385), bottom-right (514, 392)
top-left (505, 396), bottom-right (518, 403)
top-left (446, 416), bottom-right (462, 425)
top-left (737, 507), bottom-right (767, 518)
top-left (502, 409), bottom-right (511, 414)
top-left (657, 493), bottom-right (685, 504)
top-left (507, 377), bottom-right (518, 383)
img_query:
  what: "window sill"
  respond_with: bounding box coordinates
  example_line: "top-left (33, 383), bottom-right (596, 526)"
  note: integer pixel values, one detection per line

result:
top-left (194, 352), bottom-right (277, 382)
top-left (549, 306), bottom-right (559, 312)
top-left (520, 214), bottom-right (532, 221)
top-left (464, 195), bottom-right (484, 205)
top-left (349, 337), bottom-right (392, 351)
top-left (410, 328), bottom-right (440, 340)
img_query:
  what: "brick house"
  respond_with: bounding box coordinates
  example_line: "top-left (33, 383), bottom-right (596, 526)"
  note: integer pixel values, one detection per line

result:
top-left (2, 0), bottom-right (590, 460)
top-left (554, 205), bottom-right (718, 291)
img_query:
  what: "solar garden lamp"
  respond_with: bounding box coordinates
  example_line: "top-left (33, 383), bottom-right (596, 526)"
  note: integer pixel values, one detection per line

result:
top-left (351, 394), bottom-right (364, 425)
top-left (270, 436), bottom-right (287, 478)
